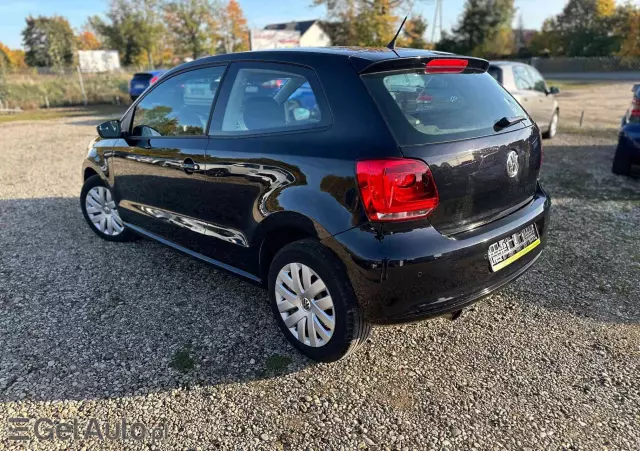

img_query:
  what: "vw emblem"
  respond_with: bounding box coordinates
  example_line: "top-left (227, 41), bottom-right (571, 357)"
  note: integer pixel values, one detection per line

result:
top-left (449, 95), bottom-right (458, 102)
top-left (506, 151), bottom-right (519, 178)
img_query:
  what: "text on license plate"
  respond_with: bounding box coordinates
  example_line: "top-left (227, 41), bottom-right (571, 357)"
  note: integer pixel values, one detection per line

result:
top-left (488, 224), bottom-right (540, 272)
top-left (134, 83), bottom-right (145, 89)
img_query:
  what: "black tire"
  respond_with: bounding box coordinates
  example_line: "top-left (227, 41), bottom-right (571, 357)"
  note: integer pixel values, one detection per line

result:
top-left (542, 110), bottom-right (558, 139)
top-left (80, 175), bottom-right (137, 242)
top-left (268, 239), bottom-right (371, 362)
top-left (612, 143), bottom-right (632, 176)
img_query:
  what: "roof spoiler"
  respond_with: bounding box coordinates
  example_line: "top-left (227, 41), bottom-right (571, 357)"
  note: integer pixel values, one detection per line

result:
top-left (355, 56), bottom-right (490, 75)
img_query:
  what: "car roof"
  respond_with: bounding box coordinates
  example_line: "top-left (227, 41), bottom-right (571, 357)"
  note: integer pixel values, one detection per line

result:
top-left (164, 47), bottom-right (456, 77)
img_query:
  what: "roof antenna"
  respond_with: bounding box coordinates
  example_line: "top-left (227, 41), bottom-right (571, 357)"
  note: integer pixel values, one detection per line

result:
top-left (387, 16), bottom-right (408, 51)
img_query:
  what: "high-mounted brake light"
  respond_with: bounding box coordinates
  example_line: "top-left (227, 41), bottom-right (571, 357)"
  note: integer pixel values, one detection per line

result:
top-left (425, 59), bottom-right (469, 74)
top-left (356, 159), bottom-right (439, 222)
top-left (150, 76), bottom-right (159, 85)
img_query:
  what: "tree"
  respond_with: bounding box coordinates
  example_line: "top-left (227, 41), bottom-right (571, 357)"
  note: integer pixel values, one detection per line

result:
top-left (219, 0), bottom-right (250, 54)
top-left (315, 0), bottom-right (405, 47)
top-left (439, 0), bottom-right (515, 57)
top-left (0, 42), bottom-right (26, 68)
top-left (402, 16), bottom-right (429, 49)
top-left (164, 0), bottom-right (218, 59)
top-left (614, 3), bottom-right (640, 57)
top-left (89, 0), bottom-right (165, 67)
top-left (22, 16), bottom-right (76, 67)
top-left (77, 31), bottom-right (102, 50)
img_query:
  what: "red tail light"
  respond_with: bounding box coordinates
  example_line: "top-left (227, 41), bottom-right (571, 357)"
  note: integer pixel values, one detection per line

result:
top-left (150, 76), bottom-right (159, 85)
top-left (417, 93), bottom-right (433, 102)
top-left (425, 59), bottom-right (468, 74)
top-left (356, 159), bottom-right (439, 222)
top-left (631, 98), bottom-right (640, 117)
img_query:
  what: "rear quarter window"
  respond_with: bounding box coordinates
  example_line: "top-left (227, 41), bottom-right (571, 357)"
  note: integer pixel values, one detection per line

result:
top-left (362, 71), bottom-right (527, 145)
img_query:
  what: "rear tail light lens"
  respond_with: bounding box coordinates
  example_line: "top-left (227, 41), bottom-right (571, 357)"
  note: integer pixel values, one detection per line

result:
top-left (356, 159), bottom-right (439, 222)
top-left (417, 93), bottom-right (433, 102)
top-left (150, 76), bottom-right (159, 85)
top-left (631, 98), bottom-right (640, 116)
top-left (425, 58), bottom-right (468, 74)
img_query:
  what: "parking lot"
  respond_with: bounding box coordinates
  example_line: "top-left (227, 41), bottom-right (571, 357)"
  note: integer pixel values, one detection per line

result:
top-left (0, 83), bottom-right (639, 450)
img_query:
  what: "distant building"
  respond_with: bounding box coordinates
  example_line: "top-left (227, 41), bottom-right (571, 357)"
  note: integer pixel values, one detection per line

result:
top-left (264, 20), bottom-right (332, 47)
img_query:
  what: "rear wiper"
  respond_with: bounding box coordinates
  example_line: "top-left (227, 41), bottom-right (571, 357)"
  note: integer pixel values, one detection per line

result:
top-left (493, 115), bottom-right (526, 131)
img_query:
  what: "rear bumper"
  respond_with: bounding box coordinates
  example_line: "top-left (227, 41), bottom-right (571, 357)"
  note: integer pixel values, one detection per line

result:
top-left (323, 183), bottom-right (551, 325)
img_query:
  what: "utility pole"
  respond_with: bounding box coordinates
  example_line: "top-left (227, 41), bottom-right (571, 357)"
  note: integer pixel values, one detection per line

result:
top-left (430, 0), bottom-right (444, 44)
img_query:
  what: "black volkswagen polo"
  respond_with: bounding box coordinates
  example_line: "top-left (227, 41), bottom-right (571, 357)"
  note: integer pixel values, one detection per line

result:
top-left (81, 48), bottom-right (551, 362)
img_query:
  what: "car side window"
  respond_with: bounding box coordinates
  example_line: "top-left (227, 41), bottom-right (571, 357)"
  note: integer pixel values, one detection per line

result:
top-left (526, 66), bottom-right (547, 93)
top-left (512, 65), bottom-right (534, 91)
top-left (218, 66), bottom-right (325, 134)
top-left (131, 66), bottom-right (226, 137)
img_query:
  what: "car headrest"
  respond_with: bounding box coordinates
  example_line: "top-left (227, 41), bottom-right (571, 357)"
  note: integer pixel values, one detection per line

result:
top-left (243, 97), bottom-right (285, 131)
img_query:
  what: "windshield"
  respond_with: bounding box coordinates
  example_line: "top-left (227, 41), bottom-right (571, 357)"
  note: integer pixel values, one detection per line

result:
top-left (362, 71), bottom-right (527, 145)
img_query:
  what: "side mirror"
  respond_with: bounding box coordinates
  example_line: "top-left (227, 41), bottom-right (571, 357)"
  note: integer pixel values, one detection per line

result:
top-left (548, 86), bottom-right (560, 95)
top-left (97, 120), bottom-right (121, 139)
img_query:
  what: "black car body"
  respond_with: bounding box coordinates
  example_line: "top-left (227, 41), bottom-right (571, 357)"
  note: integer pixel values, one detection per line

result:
top-left (81, 48), bottom-right (551, 361)
top-left (612, 83), bottom-right (640, 177)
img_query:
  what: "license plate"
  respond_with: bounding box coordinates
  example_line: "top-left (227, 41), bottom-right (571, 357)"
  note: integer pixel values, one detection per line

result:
top-left (134, 83), bottom-right (145, 89)
top-left (488, 224), bottom-right (540, 272)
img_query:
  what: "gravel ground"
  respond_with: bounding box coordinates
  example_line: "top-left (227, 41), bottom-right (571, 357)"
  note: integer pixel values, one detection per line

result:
top-left (0, 110), bottom-right (639, 450)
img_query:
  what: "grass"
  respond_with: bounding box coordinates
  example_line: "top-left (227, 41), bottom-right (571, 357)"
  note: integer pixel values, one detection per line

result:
top-left (170, 346), bottom-right (196, 373)
top-left (546, 79), bottom-right (612, 90)
top-left (2, 70), bottom-right (131, 110)
top-left (0, 105), bottom-right (127, 123)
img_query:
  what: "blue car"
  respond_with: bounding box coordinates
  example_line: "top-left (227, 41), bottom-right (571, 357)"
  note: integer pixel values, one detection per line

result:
top-left (129, 70), bottom-right (166, 102)
top-left (613, 84), bottom-right (640, 177)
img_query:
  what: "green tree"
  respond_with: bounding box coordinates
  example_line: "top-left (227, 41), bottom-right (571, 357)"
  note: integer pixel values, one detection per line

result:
top-left (436, 0), bottom-right (515, 57)
top-left (22, 16), bottom-right (76, 67)
top-left (89, 0), bottom-right (165, 67)
top-left (554, 0), bottom-right (621, 56)
top-left (164, 0), bottom-right (218, 59)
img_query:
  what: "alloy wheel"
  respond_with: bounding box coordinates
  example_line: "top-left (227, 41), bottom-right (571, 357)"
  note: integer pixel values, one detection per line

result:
top-left (85, 186), bottom-right (124, 236)
top-left (275, 262), bottom-right (335, 347)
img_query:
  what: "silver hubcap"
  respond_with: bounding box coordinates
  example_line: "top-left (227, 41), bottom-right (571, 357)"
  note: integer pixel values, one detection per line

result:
top-left (550, 113), bottom-right (558, 136)
top-left (275, 263), bottom-right (335, 348)
top-left (85, 186), bottom-right (124, 236)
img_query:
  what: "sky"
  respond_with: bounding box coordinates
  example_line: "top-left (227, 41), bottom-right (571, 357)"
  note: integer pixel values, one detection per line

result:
top-left (0, 0), bottom-right (570, 49)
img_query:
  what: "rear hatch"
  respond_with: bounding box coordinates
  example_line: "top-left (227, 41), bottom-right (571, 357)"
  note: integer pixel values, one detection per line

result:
top-left (130, 73), bottom-right (154, 89)
top-left (361, 59), bottom-right (541, 235)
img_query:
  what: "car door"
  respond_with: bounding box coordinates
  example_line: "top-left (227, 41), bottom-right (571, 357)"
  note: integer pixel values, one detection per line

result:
top-left (511, 64), bottom-right (541, 125)
top-left (526, 66), bottom-right (555, 127)
top-left (195, 61), bottom-right (333, 276)
top-left (111, 64), bottom-right (227, 252)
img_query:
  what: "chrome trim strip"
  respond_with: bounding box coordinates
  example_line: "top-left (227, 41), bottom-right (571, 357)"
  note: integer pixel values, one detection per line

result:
top-left (124, 222), bottom-right (261, 283)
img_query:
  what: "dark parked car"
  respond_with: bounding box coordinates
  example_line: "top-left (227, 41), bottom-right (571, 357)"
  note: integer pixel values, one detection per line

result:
top-left (489, 62), bottom-right (560, 139)
top-left (612, 84), bottom-right (640, 177)
top-left (129, 70), bottom-right (166, 101)
top-left (81, 48), bottom-right (551, 362)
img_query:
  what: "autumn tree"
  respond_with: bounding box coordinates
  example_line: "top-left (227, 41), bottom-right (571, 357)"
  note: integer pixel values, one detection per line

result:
top-left (0, 42), bottom-right (25, 68)
top-left (163, 0), bottom-right (218, 59)
top-left (614, 3), bottom-right (640, 57)
top-left (77, 31), bottom-right (101, 50)
top-left (22, 16), bottom-right (76, 67)
top-left (315, 0), bottom-right (404, 47)
top-left (219, 0), bottom-right (250, 54)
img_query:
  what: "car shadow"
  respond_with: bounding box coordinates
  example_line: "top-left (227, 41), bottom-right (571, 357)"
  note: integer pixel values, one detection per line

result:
top-left (0, 197), bottom-right (312, 403)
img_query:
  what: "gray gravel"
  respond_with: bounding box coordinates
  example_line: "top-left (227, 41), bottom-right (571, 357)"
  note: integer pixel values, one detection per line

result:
top-left (0, 112), bottom-right (639, 450)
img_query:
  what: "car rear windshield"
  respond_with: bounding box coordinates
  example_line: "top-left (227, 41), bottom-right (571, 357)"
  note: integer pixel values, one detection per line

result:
top-left (362, 71), bottom-right (527, 145)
